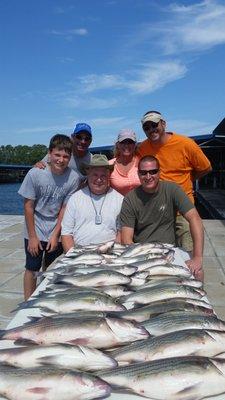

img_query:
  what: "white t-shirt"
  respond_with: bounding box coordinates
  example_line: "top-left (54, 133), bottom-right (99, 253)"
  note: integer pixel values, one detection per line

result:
top-left (61, 186), bottom-right (123, 245)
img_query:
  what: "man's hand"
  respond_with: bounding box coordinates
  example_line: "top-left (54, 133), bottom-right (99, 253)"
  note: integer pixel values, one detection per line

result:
top-left (46, 235), bottom-right (59, 252)
top-left (28, 237), bottom-right (43, 257)
top-left (34, 161), bottom-right (46, 169)
top-left (185, 256), bottom-right (203, 281)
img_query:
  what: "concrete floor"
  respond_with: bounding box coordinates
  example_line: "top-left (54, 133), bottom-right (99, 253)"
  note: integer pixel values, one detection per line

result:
top-left (0, 215), bottom-right (225, 329)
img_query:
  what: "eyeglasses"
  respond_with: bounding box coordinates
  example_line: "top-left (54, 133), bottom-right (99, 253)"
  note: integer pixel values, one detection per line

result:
top-left (138, 168), bottom-right (159, 176)
top-left (75, 135), bottom-right (91, 142)
top-left (143, 121), bottom-right (159, 131)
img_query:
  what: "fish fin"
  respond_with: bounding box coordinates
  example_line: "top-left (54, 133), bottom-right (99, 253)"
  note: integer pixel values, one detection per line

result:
top-left (38, 355), bottom-right (59, 365)
top-left (0, 329), bottom-right (7, 339)
top-left (177, 384), bottom-right (201, 400)
top-left (27, 316), bottom-right (42, 323)
top-left (39, 307), bottom-right (55, 316)
top-left (11, 303), bottom-right (40, 313)
top-left (14, 338), bottom-right (37, 345)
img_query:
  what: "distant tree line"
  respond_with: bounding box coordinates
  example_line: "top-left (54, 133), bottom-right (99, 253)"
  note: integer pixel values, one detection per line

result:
top-left (0, 144), bottom-right (48, 165)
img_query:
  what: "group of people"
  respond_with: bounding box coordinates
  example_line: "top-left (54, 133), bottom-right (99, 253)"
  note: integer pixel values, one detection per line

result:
top-left (18, 111), bottom-right (212, 299)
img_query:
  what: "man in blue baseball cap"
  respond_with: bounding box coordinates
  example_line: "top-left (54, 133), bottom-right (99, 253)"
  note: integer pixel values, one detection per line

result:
top-left (70, 123), bottom-right (92, 177)
top-left (36, 122), bottom-right (93, 179)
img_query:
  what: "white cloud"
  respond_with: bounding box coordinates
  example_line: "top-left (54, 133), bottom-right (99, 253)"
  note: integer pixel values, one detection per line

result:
top-left (50, 28), bottom-right (88, 38)
top-left (124, 62), bottom-right (187, 94)
top-left (79, 74), bottom-right (124, 93)
top-left (77, 61), bottom-right (187, 95)
top-left (162, 0), bottom-right (225, 53)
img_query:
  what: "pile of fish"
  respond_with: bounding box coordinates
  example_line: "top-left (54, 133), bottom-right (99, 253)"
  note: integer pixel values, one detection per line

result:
top-left (1, 242), bottom-right (225, 400)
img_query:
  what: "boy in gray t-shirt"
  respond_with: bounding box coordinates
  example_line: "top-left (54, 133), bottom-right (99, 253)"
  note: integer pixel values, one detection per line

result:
top-left (18, 134), bottom-right (80, 300)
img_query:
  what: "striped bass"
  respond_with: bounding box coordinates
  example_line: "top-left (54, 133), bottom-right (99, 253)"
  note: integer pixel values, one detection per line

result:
top-left (142, 312), bottom-right (225, 336)
top-left (107, 299), bottom-right (214, 322)
top-left (52, 270), bottom-right (131, 287)
top-left (121, 284), bottom-right (207, 309)
top-left (98, 356), bottom-right (225, 400)
top-left (0, 365), bottom-right (111, 400)
top-left (17, 292), bottom-right (125, 314)
top-left (137, 276), bottom-right (203, 288)
top-left (110, 329), bottom-right (225, 365)
top-left (0, 343), bottom-right (117, 370)
top-left (132, 262), bottom-right (192, 276)
top-left (0, 316), bottom-right (149, 348)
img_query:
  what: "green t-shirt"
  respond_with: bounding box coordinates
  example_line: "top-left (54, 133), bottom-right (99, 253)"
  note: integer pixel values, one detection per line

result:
top-left (120, 181), bottom-right (194, 244)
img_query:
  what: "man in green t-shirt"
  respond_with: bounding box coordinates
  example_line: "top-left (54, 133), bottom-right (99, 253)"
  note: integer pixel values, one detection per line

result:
top-left (120, 155), bottom-right (204, 280)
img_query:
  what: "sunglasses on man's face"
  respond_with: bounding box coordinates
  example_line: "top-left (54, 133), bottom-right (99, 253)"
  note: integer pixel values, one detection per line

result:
top-left (143, 121), bottom-right (159, 131)
top-left (138, 168), bottom-right (159, 176)
top-left (75, 135), bottom-right (91, 142)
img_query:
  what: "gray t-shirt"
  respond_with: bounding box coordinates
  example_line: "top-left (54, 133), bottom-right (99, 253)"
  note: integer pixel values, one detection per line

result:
top-left (120, 181), bottom-right (194, 244)
top-left (42, 151), bottom-right (92, 179)
top-left (61, 186), bottom-right (124, 245)
top-left (18, 167), bottom-right (80, 241)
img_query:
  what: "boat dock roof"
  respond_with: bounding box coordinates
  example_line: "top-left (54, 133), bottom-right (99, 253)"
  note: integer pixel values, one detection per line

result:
top-left (0, 215), bottom-right (225, 328)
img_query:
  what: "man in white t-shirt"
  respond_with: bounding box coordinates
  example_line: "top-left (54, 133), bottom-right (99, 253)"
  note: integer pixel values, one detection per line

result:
top-left (61, 154), bottom-right (124, 251)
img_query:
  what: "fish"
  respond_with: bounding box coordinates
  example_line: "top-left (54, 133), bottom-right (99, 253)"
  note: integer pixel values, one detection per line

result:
top-left (110, 329), bottom-right (225, 365)
top-left (136, 282), bottom-right (206, 297)
top-left (43, 266), bottom-right (104, 278)
top-left (142, 312), bottom-right (225, 336)
top-left (107, 299), bottom-right (214, 322)
top-left (96, 285), bottom-right (134, 298)
top-left (41, 285), bottom-right (102, 295)
top-left (105, 254), bottom-right (163, 265)
top-left (27, 311), bottom-right (107, 321)
top-left (0, 365), bottom-right (111, 400)
top-left (132, 262), bottom-right (192, 276)
top-left (121, 284), bottom-right (206, 309)
top-left (136, 276), bottom-right (203, 290)
top-left (99, 264), bottom-right (137, 276)
top-left (41, 285), bottom-right (133, 299)
top-left (60, 252), bottom-right (104, 265)
top-left (16, 292), bottom-right (125, 314)
top-left (121, 243), bottom-right (170, 258)
top-left (130, 259), bottom-right (168, 272)
top-left (98, 356), bottom-right (225, 400)
top-left (0, 343), bottom-right (117, 370)
top-left (97, 241), bottom-right (115, 253)
top-left (51, 270), bottom-right (131, 287)
top-left (0, 316), bottom-right (149, 348)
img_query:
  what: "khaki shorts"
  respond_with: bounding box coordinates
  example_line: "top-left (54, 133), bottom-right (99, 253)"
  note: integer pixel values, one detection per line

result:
top-left (175, 215), bottom-right (193, 252)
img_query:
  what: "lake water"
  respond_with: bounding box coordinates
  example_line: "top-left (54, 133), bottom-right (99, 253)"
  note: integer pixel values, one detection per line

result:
top-left (0, 183), bottom-right (23, 215)
top-left (0, 183), bottom-right (213, 218)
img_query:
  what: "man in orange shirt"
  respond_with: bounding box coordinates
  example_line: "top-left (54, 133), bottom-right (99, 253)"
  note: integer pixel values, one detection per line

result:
top-left (137, 110), bottom-right (212, 252)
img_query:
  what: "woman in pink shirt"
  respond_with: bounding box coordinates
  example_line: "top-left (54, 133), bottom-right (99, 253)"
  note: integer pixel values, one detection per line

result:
top-left (109, 129), bottom-right (140, 195)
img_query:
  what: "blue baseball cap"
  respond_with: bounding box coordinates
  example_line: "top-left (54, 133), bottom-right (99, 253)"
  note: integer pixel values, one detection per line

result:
top-left (72, 123), bottom-right (92, 137)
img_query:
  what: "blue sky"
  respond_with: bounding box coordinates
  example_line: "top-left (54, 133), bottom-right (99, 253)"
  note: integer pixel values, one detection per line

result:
top-left (1, 0), bottom-right (225, 147)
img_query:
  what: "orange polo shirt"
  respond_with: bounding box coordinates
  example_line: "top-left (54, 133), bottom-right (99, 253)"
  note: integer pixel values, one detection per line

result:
top-left (137, 133), bottom-right (211, 203)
